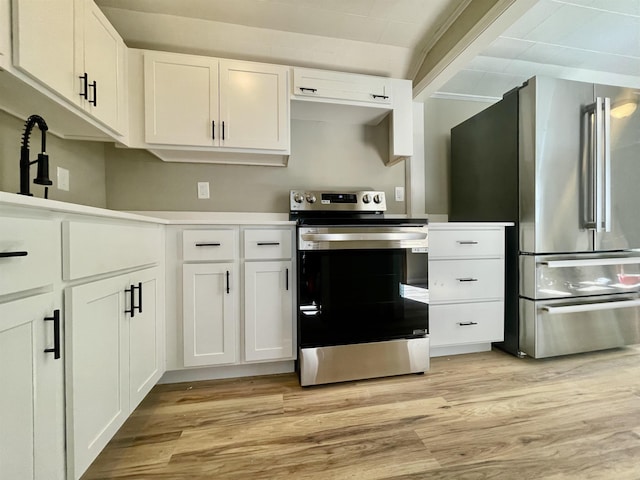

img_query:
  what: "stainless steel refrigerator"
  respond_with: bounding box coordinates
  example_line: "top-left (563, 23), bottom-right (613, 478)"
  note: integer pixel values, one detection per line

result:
top-left (450, 76), bottom-right (640, 358)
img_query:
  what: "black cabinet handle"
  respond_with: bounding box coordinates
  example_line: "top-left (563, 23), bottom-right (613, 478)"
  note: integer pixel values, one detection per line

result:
top-left (299, 87), bottom-right (317, 93)
top-left (286, 268), bottom-right (289, 291)
top-left (222, 121), bottom-right (225, 140)
top-left (79, 73), bottom-right (88, 99)
top-left (136, 281), bottom-right (143, 314)
top-left (195, 242), bottom-right (221, 247)
top-left (371, 94), bottom-right (389, 100)
top-left (226, 270), bottom-right (230, 294)
top-left (257, 242), bottom-right (280, 246)
top-left (89, 80), bottom-right (97, 106)
top-left (44, 309), bottom-right (61, 359)
top-left (457, 241), bottom-right (479, 245)
top-left (212, 120), bottom-right (215, 140)
top-left (125, 284), bottom-right (136, 317)
top-left (458, 321), bottom-right (478, 326)
top-left (457, 278), bottom-right (478, 282)
top-left (0, 251), bottom-right (28, 258)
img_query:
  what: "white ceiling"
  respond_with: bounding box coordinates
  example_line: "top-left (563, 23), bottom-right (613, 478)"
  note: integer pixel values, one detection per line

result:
top-left (94, 0), bottom-right (640, 101)
top-left (437, 0), bottom-right (640, 101)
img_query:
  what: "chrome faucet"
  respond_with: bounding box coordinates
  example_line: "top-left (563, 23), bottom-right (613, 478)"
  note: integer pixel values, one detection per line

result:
top-left (19, 114), bottom-right (52, 198)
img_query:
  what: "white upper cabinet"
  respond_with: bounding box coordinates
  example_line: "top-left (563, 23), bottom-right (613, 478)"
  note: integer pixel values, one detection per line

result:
top-left (144, 51), bottom-right (219, 147)
top-left (143, 50), bottom-right (289, 153)
top-left (219, 59), bottom-right (289, 150)
top-left (293, 67), bottom-right (392, 105)
top-left (12, 0), bottom-right (77, 101)
top-left (0, 0), bottom-right (9, 68)
top-left (12, 0), bottom-right (127, 135)
top-left (77, 0), bottom-right (126, 134)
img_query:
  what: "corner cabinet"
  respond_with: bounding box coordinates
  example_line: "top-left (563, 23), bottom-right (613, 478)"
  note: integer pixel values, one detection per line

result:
top-left (428, 223), bottom-right (509, 357)
top-left (12, 0), bottom-right (127, 135)
top-left (144, 51), bottom-right (289, 152)
top-left (63, 219), bottom-right (164, 480)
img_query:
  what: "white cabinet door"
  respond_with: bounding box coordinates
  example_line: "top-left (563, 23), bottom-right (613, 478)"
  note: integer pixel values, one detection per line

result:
top-left (144, 51), bottom-right (219, 146)
top-left (244, 261), bottom-right (293, 362)
top-left (183, 263), bottom-right (237, 366)
top-left (66, 274), bottom-right (129, 480)
top-left (129, 267), bottom-right (163, 410)
top-left (79, 0), bottom-right (126, 133)
top-left (12, 0), bottom-right (78, 103)
top-left (0, 293), bottom-right (65, 480)
top-left (219, 60), bottom-right (289, 150)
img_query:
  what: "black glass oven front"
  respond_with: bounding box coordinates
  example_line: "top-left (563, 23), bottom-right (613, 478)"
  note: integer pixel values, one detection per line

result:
top-left (297, 248), bottom-right (428, 348)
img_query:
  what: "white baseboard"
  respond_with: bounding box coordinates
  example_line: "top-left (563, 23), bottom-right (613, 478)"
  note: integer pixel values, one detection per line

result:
top-left (430, 343), bottom-right (492, 357)
top-left (159, 361), bottom-right (296, 384)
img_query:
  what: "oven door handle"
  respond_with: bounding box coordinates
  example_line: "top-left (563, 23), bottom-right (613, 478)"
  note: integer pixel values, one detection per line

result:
top-left (542, 299), bottom-right (640, 315)
top-left (301, 232), bottom-right (427, 242)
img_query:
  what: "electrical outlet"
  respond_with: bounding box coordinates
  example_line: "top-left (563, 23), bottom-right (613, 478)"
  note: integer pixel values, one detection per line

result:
top-left (197, 181), bottom-right (210, 199)
top-left (57, 167), bottom-right (69, 191)
top-left (394, 186), bottom-right (405, 202)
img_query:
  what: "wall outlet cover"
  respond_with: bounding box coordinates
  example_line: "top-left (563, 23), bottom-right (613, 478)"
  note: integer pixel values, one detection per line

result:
top-left (394, 186), bottom-right (404, 202)
top-left (57, 167), bottom-right (69, 191)
top-left (197, 181), bottom-right (210, 199)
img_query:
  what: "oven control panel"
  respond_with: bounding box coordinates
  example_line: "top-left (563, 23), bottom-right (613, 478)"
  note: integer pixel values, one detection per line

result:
top-left (290, 190), bottom-right (386, 212)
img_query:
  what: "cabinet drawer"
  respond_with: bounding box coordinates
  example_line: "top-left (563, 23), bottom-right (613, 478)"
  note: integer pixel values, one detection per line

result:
top-left (429, 259), bottom-right (503, 302)
top-left (183, 229), bottom-right (237, 261)
top-left (244, 229), bottom-right (292, 260)
top-left (0, 217), bottom-right (57, 296)
top-left (429, 302), bottom-right (504, 347)
top-left (429, 228), bottom-right (504, 258)
top-left (63, 221), bottom-right (161, 280)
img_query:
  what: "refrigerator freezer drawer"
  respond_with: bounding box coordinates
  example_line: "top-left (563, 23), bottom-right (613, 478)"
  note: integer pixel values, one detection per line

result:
top-left (520, 253), bottom-right (640, 300)
top-left (520, 296), bottom-right (640, 358)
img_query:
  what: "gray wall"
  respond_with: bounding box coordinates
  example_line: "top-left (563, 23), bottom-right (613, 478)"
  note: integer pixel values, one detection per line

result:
top-left (105, 119), bottom-right (407, 214)
top-left (0, 110), bottom-right (108, 207)
top-left (423, 97), bottom-right (495, 215)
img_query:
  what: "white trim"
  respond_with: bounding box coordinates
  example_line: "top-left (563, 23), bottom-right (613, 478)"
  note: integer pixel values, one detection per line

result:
top-left (430, 91), bottom-right (501, 103)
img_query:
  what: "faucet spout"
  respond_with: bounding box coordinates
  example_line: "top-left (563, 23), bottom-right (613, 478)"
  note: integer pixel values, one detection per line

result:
top-left (19, 115), bottom-right (52, 197)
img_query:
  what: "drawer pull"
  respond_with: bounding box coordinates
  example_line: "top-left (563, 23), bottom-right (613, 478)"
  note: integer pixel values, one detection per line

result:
top-left (457, 241), bottom-right (479, 245)
top-left (44, 309), bottom-right (61, 359)
top-left (458, 321), bottom-right (478, 326)
top-left (257, 242), bottom-right (280, 246)
top-left (0, 251), bottom-right (28, 258)
top-left (371, 94), bottom-right (389, 100)
top-left (457, 278), bottom-right (478, 282)
top-left (299, 87), bottom-right (317, 93)
top-left (195, 242), bottom-right (221, 247)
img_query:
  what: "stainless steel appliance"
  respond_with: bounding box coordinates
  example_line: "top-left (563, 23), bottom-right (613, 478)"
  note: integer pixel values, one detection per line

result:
top-left (450, 76), bottom-right (640, 358)
top-left (291, 189), bottom-right (429, 386)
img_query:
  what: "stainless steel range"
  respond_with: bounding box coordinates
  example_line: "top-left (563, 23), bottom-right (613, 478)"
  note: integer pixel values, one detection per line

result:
top-left (290, 189), bottom-right (430, 386)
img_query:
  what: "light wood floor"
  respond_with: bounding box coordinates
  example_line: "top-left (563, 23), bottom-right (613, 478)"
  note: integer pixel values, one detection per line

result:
top-left (82, 346), bottom-right (640, 479)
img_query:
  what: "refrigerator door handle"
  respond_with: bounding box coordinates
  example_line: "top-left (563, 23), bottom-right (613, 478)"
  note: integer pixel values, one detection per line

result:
top-left (542, 299), bottom-right (640, 315)
top-left (594, 97), bottom-right (605, 233)
top-left (603, 97), bottom-right (612, 232)
top-left (540, 257), bottom-right (640, 268)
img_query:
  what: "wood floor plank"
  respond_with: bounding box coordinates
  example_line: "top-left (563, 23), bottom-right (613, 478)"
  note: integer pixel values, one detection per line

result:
top-left (81, 347), bottom-right (640, 480)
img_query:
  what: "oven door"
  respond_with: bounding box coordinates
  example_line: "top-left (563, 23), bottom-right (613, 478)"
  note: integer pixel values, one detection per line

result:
top-left (297, 247), bottom-right (428, 348)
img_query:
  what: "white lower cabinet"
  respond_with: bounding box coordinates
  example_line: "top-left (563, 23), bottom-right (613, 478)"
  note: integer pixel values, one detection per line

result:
top-left (183, 262), bottom-right (238, 367)
top-left (428, 224), bottom-right (507, 356)
top-left (0, 293), bottom-right (65, 480)
top-left (66, 266), bottom-right (163, 479)
top-left (180, 226), bottom-right (295, 371)
top-left (244, 260), bottom-right (293, 362)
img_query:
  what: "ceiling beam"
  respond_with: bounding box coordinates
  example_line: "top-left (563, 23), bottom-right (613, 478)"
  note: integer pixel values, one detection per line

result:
top-left (412, 0), bottom-right (539, 101)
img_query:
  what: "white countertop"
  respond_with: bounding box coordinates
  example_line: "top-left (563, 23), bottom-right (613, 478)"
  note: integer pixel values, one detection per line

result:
top-left (128, 211), bottom-right (295, 225)
top-left (0, 191), bottom-right (167, 224)
top-left (429, 221), bottom-right (514, 228)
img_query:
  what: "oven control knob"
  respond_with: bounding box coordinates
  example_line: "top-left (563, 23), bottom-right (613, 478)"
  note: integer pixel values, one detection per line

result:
top-left (373, 194), bottom-right (383, 204)
top-left (306, 194), bottom-right (317, 204)
top-left (362, 194), bottom-right (371, 204)
top-left (293, 193), bottom-right (304, 204)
